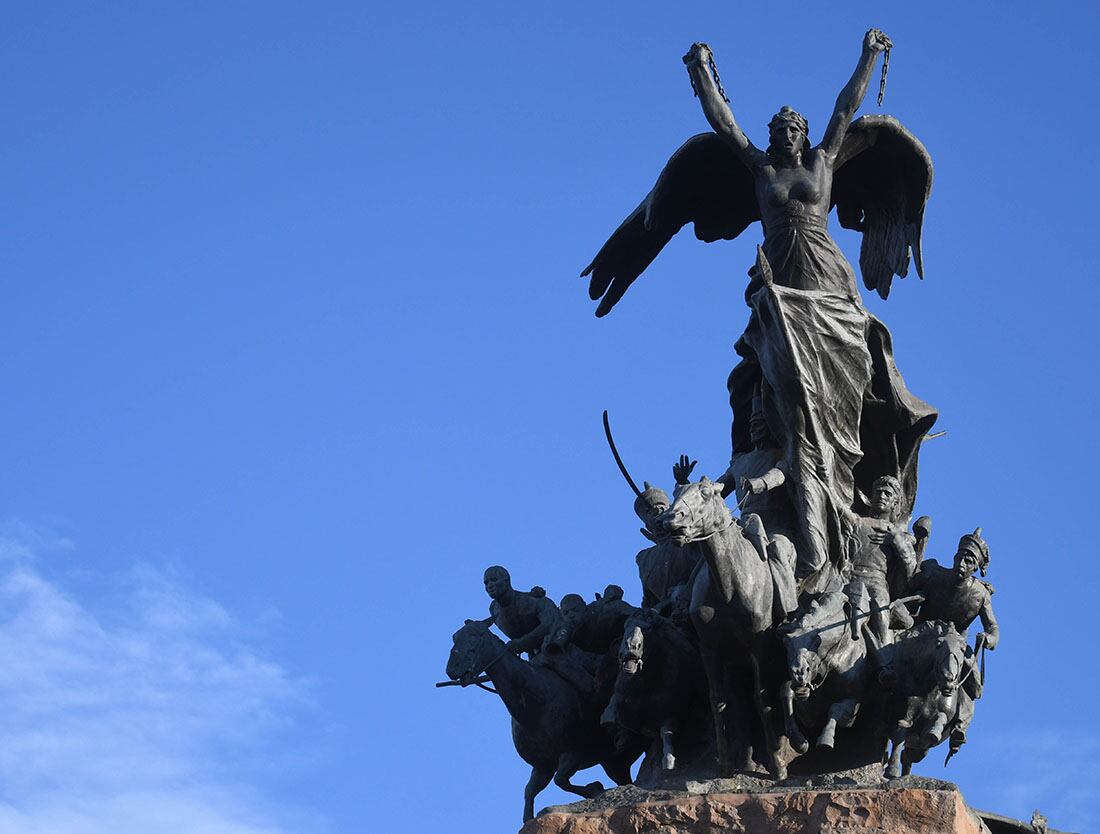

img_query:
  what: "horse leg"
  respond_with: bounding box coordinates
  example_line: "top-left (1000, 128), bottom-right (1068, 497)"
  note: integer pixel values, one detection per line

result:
top-left (885, 726), bottom-right (905, 779)
top-left (601, 754), bottom-right (634, 788)
top-left (750, 652), bottom-right (782, 778)
top-left (921, 701), bottom-right (951, 750)
top-left (600, 690), bottom-right (623, 728)
top-left (817, 698), bottom-right (859, 750)
top-left (523, 764), bottom-right (554, 823)
top-left (901, 742), bottom-right (927, 776)
top-left (897, 696), bottom-right (920, 729)
top-left (660, 718), bottom-right (676, 771)
top-left (553, 751), bottom-right (604, 799)
top-left (780, 680), bottom-right (809, 755)
top-left (700, 643), bottom-right (731, 775)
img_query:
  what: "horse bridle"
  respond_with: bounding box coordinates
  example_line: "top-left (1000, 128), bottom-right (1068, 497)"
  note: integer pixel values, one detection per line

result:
top-left (673, 490), bottom-right (734, 544)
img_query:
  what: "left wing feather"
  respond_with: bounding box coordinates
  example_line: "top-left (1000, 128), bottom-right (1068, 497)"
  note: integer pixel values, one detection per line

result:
top-left (583, 134), bottom-right (758, 317)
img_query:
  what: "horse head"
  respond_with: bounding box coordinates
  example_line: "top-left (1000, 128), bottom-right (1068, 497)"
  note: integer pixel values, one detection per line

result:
top-left (446, 618), bottom-right (505, 687)
top-left (619, 622), bottom-right (645, 676)
top-left (932, 627), bottom-right (967, 697)
top-left (660, 477), bottom-right (731, 545)
top-left (780, 623), bottom-right (822, 701)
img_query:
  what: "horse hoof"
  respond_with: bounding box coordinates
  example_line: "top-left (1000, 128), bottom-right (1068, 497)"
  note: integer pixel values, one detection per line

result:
top-left (792, 735), bottom-right (809, 754)
top-left (817, 732), bottom-right (835, 750)
top-left (583, 781), bottom-right (605, 798)
top-left (885, 763), bottom-right (901, 779)
top-left (662, 753), bottom-right (676, 771)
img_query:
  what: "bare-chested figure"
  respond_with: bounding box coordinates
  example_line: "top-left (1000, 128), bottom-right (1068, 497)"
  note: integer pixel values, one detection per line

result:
top-left (483, 565), bottom-right (560, 657)
top-left (839, 475), bottom-right (917, 642)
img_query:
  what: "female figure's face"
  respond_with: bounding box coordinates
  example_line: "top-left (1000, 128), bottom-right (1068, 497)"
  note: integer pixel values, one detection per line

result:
top-left (770, 121), bottom-right (805, 159)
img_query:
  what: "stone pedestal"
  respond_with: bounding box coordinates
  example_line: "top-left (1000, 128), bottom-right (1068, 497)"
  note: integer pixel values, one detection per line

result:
top-left (520, 779), bottom-right (994, 834)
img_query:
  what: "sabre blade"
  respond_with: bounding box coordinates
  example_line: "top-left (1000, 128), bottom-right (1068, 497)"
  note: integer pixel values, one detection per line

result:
top-left (603, 410), bottom-right (642, 496)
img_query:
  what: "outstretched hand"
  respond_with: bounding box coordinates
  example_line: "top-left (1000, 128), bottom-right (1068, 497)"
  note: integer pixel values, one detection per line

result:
top-left (863, 28), bottom-right (892, 54)
top-left (673, 454), bottom-right (698, 485)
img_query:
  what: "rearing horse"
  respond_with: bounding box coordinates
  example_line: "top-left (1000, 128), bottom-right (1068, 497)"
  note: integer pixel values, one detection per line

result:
top-left (661, 476), bottom-right (797, 775)
top-left (445, 619), bottom-right (641, 823)
top-left (778, 590), bottom-right (870, 776)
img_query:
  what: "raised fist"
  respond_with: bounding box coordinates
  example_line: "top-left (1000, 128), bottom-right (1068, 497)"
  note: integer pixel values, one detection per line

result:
top-left (863, 28), bottom-right (892, 53)
top-left (682, 42), bottom-right (712, 65)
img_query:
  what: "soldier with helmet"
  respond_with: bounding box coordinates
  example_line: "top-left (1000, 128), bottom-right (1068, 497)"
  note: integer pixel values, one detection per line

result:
top-left (635, 460), bottom-right (701, 616)
top-left (911, 527), bottom-right (999, 649)
top-left (909, 527), bottom-right (999, 758)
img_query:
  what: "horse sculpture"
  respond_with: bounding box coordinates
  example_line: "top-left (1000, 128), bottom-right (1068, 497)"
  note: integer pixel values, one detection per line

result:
top-left (660, 476), bottom-right (798, 775)
top-left (778, 590), bottom-right (870, 777)
top-left (874, 621), bottom-right (969, 778)
top-left (445, 620), bottom-right (641, 822)
top-left (600, 608), bottom-right (708, 775)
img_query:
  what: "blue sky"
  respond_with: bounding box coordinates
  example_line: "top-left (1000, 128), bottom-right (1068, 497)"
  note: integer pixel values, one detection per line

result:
top-left (1, 2), bottom-right (1098, 832)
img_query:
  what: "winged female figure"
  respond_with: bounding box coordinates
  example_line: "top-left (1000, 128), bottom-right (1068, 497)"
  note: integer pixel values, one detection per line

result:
top-left (584, 30), bottom-right (938, 583)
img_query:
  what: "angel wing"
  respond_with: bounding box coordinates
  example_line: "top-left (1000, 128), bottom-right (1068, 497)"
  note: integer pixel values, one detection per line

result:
top-left (582, 134), bottom-right (759, 317)
top-left (832, 115), bottom-right (933, 300)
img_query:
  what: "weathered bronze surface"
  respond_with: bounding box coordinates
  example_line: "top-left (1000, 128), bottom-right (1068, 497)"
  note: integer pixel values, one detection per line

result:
top-left (441, 30), bottom-right (1002, 825)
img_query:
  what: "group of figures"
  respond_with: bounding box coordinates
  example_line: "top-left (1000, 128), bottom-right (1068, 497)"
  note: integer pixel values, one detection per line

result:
top-left (442, 30), bottom-right (1001, 824)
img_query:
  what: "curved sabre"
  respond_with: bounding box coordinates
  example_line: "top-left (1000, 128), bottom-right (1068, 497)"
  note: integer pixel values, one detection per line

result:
top-left (602, 410), bottom-right (642, 497)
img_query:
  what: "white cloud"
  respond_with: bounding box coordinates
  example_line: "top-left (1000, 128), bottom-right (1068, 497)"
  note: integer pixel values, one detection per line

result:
top-left (0, 524), bottom-right (323, 834)
top-left (978, 730), bottom-right (1098, 833)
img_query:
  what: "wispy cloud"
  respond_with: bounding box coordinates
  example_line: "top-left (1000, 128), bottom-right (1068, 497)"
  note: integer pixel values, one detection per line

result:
top-left (0, 523), bottom-right (323, 834)
top-left (979, 730), bottom-right (1098, 833)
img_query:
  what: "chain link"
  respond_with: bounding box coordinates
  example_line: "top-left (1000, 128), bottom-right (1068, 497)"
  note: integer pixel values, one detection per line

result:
top-left (706, 47), bottom-right (730, 104)
top-left (877, 45), bottom-right (891, 107)
top-left (685, 46), bottom-right (730, 104)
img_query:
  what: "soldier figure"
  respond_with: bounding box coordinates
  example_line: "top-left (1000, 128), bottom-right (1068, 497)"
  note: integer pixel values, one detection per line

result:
top-left (720, 384), bottom-right (794, 539)
top-left (912, 527), bottom-right (998, 648)
top-left (635, 457), bottom-right (701, 616)
top-left (483, 565), bottom-right (561, 657)
top-left (910, 528), bottom-right (999, 757)
top-left (840, 475), bottom-right (917, 643)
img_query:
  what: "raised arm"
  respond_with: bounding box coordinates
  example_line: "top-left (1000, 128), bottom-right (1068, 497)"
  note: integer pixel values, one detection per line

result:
top-left (819, 28), bottom-right (891, 158)
top-left (682, 43), bottom-right (761, 166)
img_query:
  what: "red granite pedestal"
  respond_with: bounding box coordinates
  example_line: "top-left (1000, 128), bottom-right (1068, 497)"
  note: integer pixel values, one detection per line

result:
top-left (520, 781), bottom-right (995, 834)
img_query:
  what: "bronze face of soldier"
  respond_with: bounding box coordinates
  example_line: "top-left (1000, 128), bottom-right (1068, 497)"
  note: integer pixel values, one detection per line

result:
top-left (483, 566), bottom-right (512, 601)
top-left (558, 593), bottom-right (587, 623)
top-left (952, 545), bottom-right (981, 580)
top-left (634, 485), bottom-right (671, 534)
top-left (749, 410), bottom-right (773, 448)
top-left (870, 478), bottom-right (900, 517)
